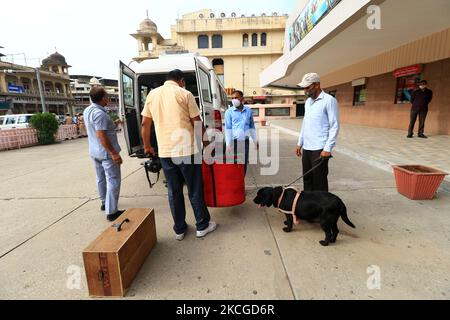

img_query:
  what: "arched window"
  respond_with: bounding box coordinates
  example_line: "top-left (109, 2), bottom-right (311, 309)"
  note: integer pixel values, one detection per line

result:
top-left (198, 35), bottom-right (209, 49)
top-left (261, 33), bottom-right (267, 46)
top-left (252, 33), bottom-right (258, 46)
top-left (243, 34), bottom-right (249, 47)
top-left (212, 35), bottom-right (223, 48)
top-left (212, 58), bottom-right (224, 84)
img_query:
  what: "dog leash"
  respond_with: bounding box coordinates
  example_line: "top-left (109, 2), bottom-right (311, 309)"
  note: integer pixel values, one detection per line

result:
top-left (285, 156), bottom-right (332, 188)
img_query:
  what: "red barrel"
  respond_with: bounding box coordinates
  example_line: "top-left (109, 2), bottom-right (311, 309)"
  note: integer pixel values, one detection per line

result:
top-left (202, 161), bottom-right (245, 208)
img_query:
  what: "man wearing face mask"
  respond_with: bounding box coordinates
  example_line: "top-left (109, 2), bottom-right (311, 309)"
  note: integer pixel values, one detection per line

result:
top-left (296, 73), bottom-right (340, 192)
top-left (84, 87), bottom-right (125, 221)
top-left (407, 80), bottom-right (433, 139)
top-left (225, 90), bottom-right (258, 176)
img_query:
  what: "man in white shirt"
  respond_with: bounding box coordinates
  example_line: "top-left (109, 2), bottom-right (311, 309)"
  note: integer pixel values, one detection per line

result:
top-left (296, 73), bottom-right (340, 192)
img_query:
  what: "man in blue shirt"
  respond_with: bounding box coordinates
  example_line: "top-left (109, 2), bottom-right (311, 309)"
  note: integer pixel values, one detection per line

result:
top-left (296, 73), bottom-right (340, 192)
top-left (225, 90), bottom-right (258, 176)
top-left (84, 87), bottom-right (125, 222)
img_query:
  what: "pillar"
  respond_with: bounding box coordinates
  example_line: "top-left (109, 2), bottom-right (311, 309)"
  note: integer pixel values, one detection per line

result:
top-left (0, 72), bottom-right (7, 92)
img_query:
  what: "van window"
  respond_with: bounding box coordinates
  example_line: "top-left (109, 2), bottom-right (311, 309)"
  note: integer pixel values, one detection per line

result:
top-left (0, 116), bottom-right (4, 125)
top-left (199, 69), bottom-right (212, 104)
top-left (18, 115), bottom-right (32, 124)
top-left (5, 116), bottom-right (17, 125)
top-left (122, 74), bottom-right (134, 107)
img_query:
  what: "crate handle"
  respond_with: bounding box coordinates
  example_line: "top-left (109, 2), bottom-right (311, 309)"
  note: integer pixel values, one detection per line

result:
top-left (112, 218), bottom-right (130, 232)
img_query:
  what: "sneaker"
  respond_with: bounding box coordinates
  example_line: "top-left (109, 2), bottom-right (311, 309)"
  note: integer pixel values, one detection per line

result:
top-left (107, 210), bottom-right (125, 222)
top-left (101, 204), bottom-right (105, 211)
top-left (175, 232), bottom-right (186, 241)
top-left (196, 221), bottom-right (217, 238)
top-left (418, 134), bottom-right (428, 139)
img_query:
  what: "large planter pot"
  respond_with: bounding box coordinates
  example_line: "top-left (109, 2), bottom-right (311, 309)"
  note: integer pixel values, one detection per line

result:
top-left (392, 165), bottom-right (448, 200)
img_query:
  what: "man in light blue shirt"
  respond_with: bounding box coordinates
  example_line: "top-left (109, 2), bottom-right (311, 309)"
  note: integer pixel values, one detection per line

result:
top-left (84, 87), bottom-right (125, 222)
top-left (225, 90), bottom-right (258, 175)
top-left (296, 73), bottom-right (340, 192)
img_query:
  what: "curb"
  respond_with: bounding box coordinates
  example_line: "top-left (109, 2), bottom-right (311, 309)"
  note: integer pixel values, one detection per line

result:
top-left (268, 122), bottom-right (450, 195)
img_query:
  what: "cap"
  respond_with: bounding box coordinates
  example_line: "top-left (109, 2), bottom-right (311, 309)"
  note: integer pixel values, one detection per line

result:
top-left (297, 73), bottom-right (320, 88)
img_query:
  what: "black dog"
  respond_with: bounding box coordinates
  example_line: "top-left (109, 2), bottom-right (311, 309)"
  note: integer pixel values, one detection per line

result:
top-left (254, 187), bottom-right (356, 246)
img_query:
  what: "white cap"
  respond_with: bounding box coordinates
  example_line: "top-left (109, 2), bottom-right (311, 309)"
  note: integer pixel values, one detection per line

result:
top-left (297, 73), bottom-right (320, 88)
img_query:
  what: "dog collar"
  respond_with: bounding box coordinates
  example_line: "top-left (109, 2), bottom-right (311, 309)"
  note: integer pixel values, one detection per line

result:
top-left (277, 187), bottom-right (300, 225)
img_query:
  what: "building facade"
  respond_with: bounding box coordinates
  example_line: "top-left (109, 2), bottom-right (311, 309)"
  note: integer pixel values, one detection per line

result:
top-left (261, 0), bottom-right (450, 135)
top-left (131, 10), bottom-right (304, 107)
top-left (70, 75), bottom-right (119, 114)
top-left (0, 52), bottom-right (74, 115)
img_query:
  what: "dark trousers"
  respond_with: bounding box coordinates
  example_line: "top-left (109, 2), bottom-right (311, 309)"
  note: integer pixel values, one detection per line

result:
top-left (160, 155), bottom-right (211, 234)
top-left (408, 109), bottom-right (428, 136)
top-left (233, 138), bottom-right (250, 176)
top-left (302, 149), bottom-right (329, 192)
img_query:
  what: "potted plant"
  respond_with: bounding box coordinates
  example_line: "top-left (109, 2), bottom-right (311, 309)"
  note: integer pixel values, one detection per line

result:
top-left (29, 112), bottom-right (59, 145)
top-left (260, 116), bottom-right (267, 127)
top-left (392, 165), bottom-right (448, 200)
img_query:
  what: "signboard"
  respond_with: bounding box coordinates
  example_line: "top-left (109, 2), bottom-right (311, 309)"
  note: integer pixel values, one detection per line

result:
top-left (289, 0), bottom-right (342, 51)
top-left (8, 85), bottom-right (25, 93)
top-left (0, 99), bottom-right (12, 110)
top-left (393, 64), bottom-right (423, 78)
top-left (352, 78), bottom-right (367, 87)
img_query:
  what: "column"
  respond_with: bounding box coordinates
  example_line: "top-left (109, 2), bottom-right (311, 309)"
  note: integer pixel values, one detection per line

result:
top-left (0, 72), bottom-right (7, 92)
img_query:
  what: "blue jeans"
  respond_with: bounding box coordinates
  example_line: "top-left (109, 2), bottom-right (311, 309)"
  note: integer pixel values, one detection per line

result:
top-left (160, 154), bottom-right (211, 234)
top-left (92, 158), bottom-right (121, 215)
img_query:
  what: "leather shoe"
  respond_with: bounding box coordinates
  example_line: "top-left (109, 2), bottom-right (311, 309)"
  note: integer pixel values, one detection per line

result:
top-left (418, 134), bottom-right (428, 139)
top-left (107, 210), bottom-right (125, 222)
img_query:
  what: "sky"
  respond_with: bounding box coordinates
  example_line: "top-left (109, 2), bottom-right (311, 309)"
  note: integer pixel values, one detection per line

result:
top-left (0, 0), bottom-right (297, 79)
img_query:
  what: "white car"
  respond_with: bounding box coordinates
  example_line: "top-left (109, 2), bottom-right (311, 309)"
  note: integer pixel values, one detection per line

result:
top-left (0, 114), bottom-right (34, 130)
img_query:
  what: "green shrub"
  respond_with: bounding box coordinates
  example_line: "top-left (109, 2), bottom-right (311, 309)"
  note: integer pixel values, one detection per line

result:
top-left (109, 112), bottom-right (119, 122)
top-left (29, 112), bottom-right (59, 145)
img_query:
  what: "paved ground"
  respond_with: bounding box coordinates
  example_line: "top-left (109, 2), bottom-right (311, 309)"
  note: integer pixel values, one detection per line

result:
top-left (270, 119), bottom-right (450, 192)
top-left (0, 125), bottom-right (449, 300)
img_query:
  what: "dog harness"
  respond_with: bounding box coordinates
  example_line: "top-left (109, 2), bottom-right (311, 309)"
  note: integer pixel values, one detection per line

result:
top-left (277, 187), bottom-right (300, 225)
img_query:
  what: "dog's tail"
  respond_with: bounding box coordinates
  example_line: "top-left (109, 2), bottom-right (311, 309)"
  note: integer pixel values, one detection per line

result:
top-left (339, 201), bottom-right (356, 229)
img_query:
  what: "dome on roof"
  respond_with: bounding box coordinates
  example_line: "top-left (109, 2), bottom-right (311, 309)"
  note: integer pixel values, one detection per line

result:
top-left (139, 18), bottom-right (157, 33)
top-left (42, 52), bottom-right (69, 67)
top-left (89, 77), bottom-right (101, 86)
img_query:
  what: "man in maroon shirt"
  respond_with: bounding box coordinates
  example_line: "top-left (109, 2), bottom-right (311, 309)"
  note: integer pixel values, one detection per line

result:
top-left (407, 80), bottom-right (433, 139)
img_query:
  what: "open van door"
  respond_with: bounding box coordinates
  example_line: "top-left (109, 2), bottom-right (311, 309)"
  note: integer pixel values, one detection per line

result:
top-left (119, 61), bottom-right (143, 156)
top-left (194, 57), bottom-right (215, 133)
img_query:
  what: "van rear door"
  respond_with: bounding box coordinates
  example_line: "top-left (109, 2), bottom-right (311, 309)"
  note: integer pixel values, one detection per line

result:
top-left (194, 57), bottom-right (215, 133)
top-left (119, 61), bottom-right (143, 156)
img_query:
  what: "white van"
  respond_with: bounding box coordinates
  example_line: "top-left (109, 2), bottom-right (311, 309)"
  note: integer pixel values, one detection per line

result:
top-left (0, 114), bottom-right (34, 130)
top-left (119, 52), bottom-right (228, 157)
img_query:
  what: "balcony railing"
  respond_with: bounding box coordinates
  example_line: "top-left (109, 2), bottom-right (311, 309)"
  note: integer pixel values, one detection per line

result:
top-left (1, 89), bottom-right (72, 98)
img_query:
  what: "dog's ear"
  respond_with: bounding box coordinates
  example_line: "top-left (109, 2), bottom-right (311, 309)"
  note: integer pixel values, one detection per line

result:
top-left (272, 187), bottom-right (283, 208)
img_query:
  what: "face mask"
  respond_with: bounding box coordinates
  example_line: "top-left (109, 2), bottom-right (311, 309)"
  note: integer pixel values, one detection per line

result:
top-left (305, 90), bottom-right (314, 98)
top-left (305, 84), bottom-right (316, 98)
top-left (232, 99), bottom-right (241, 107)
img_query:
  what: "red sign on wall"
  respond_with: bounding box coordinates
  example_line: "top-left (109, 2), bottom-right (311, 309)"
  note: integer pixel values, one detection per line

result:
top-left (393, 64), bottom-right (423, 78)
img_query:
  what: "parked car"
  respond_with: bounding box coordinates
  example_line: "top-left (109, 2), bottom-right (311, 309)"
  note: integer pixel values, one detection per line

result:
top-left (0, 114), bottom-right (34, 130)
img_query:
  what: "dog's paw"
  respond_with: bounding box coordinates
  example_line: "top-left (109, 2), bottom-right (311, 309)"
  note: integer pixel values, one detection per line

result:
top-left (319, 240), bottom-right (329, 246)
top-left (283, 227), bottom-right (292, 233)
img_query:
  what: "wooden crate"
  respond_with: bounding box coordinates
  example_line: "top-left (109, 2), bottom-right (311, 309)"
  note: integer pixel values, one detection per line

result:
top-left (83, 208), bottom-right (156, 297)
